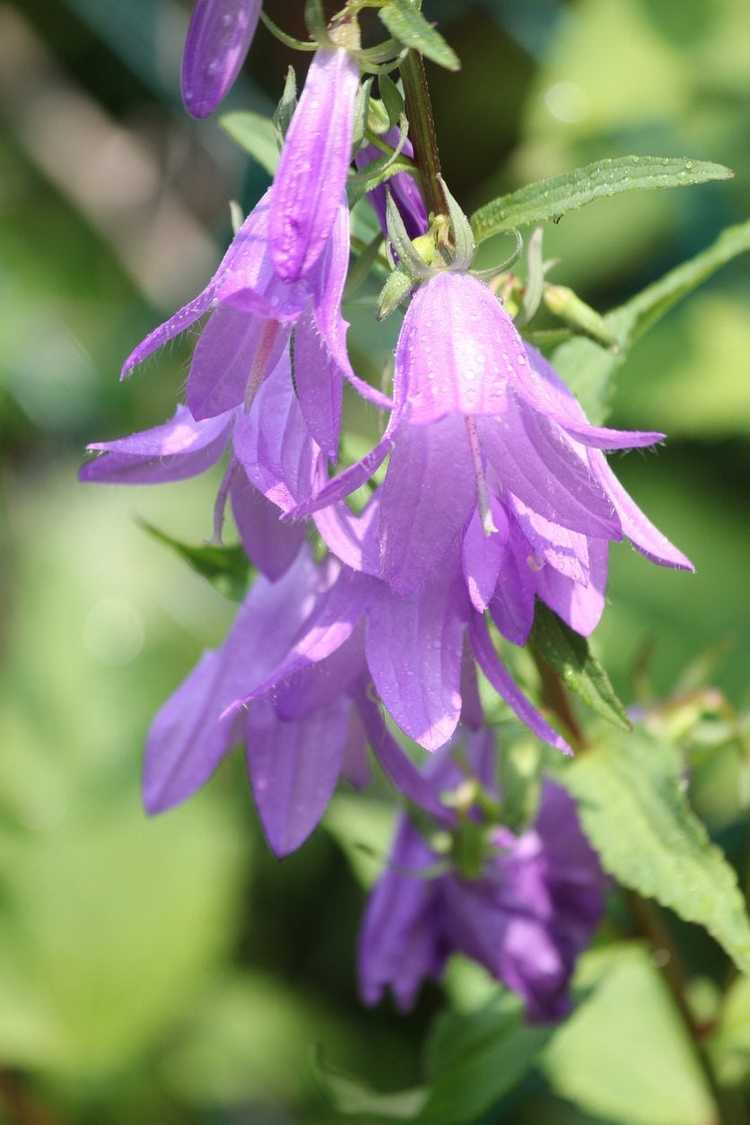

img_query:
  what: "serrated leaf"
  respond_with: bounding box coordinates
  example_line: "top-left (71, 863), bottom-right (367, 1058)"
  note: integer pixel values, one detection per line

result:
top-left (551, 218), bottom-right (750, 423)
top-left (561, 731), bottom-right (750, 974)
top-left (379, 1), bottom-right (459, 71)
top-left (416, 993), bottom-right (554, 1125)
top-left (138, 521), bottom-right (251, 602)
top-left (219, 112), bottom-right (278, 176)
top-left (471, 156), bottom-right (732, 244)
top-left (530, 602), bottom-right (631, 731)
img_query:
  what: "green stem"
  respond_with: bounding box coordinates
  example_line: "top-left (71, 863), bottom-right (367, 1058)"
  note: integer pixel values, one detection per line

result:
top-left (399, 50), bottom-right (446, 218)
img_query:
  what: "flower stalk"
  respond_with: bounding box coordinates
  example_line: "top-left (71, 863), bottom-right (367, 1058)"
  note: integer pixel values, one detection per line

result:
top-left (399, 49), bottom-right (446, 218)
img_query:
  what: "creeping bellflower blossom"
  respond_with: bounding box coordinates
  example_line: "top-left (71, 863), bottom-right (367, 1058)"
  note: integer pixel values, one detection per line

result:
top-left (270, 41), bottom-right (360, 282)
top-left (359, 731), bottom-right (606, 1022)
top-left (181, 0), bottom-right (262, 118)
top-left (146, 544), bottom-right (449, 855)
top-left (81, 351), bottom-right (320, 580)
top-left (120, 189), bottom-right (385, 451)
top-left (355, 130), bottom-right (428, 241)
top-left (294, 270), bottom-right (692, 627)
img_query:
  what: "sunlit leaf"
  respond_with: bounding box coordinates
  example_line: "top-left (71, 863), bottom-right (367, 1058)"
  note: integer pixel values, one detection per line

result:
top-left (139, 520), bottom-right (252, 602)
top-left (379, 1), bottom-right (459, 71)
top-left (220, 111), bottom-right (278, 175)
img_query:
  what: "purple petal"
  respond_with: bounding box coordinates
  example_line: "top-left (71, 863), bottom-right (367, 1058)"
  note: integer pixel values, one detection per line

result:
top-left (230, 468), bottom-right (306, 580)
top-left (289, 423), bottom-right (397, 519)
top-left (81, 406), bottom-right (232, 485)
top-left (354, 131), bottom-right (427, 240)
top-left (379, 417), bottom-right (477, 595)
top-left (246, 696), bottom-right (350, 856)
top-left (460, 642), bottom-right (485, 730)
top-left (365, 565), bottom-right (468, 752)
top-left (271, 629), bottom-right (366, 720)
top-left (469, 614), bottom-right (571, 754)
top-left (232, 350), bottom-right (320, 511)
top-left (270, 49), bottom-right (360, 281)
top-left (187, 307), bottom-right (291, 421)
top-left (478, 396), bottom-right (622, 538)
top-left (557, 420), bottom-right (665, 451)
top-left (340, 708), bottom-right (371, 789)
top-left (312, 494), bottom-right (381, 575)
top-left (590, 449), bottom-right (694, 571)
top-left (181, 0), bottom-right (261, 118)
top-left (509, 496), bottom-right (590, 585)
top-left (488, 522), bottom-right (538, 646)
top-left (461, 498), bottom-right (510, 613)
top-left (121, 289), bottom-right (216, 379)
top-left (536, 539), bottom-right (609, 637)
top-left (395, 272), bottom-right (513, 425)
top-left (293, 306), bottom-right (343, 458)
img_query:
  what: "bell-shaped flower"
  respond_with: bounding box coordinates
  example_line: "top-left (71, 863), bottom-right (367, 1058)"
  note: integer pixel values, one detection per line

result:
top-left (359, 730), bottom-right (606, 1022)
top-left (270, 41), bottom-right (360, 282)
top-left (81, 351), bottom-right (323, 580)
top-left (294, 270), bottom-right (692, 620)
top-left (181, 0), bottom-right (262, 118)
top-left (354, 130), bottom-right (428, 241)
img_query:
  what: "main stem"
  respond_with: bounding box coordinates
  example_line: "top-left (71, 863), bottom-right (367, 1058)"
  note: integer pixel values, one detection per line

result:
top-left (399, 50), bottom-right (446, 218)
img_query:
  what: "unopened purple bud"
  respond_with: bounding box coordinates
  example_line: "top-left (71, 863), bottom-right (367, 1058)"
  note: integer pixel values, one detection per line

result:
top-left (354, 129), bottom-right (428, 240)
top-left (181, 0), bottom-right (261, 119)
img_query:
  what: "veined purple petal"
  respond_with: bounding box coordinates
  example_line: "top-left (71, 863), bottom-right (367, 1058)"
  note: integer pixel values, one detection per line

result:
top-left (81, 406), bottom-right (232, 485)
top-left (312, 494), bottom-right (381, 575)
top-left (246, 696), bottom-right (350, 856)
top-left (478, 396), bottom-right (622, 539)
top-left (232, 350), bottom-right (320, 511)
top-left (187, 307), bottom-right (290, 421)
top-left (365, 566), bottom-right (468, 752)
top-left (272, 629), bottom-right (366, 720)
top-left (354, 131), bottom-right (427, 240)
top-left (229, 469), bottom-right (306, 580)
top-left (340, 708), bottom-right (371, 789)
top-left (271, 49), bottom-right (360, 282)
top-left (590, 449), bottom-right (694, 571)
top-left (488, 522), bottom-right (538, 646)
top-left (469, 614), bottom-right (572, 754)
top-left (462, 498), bottom-right (510, 614)
top-left (181, 0), bottom-right (261, 118)
top-left (293, 307), bottom-right (343, 458)
top-left (536, 539), bottom-right (609, 637)
top-left (509, 496), bottom-right (590, 585)
top-left (121, 289), bottom-right (217, 379)
top-left (379, 416), bottom-right (477, 595)
top-left (289, 422), bottom-right (397, 519)
top-left (395, 273), bottom-right (512, 425)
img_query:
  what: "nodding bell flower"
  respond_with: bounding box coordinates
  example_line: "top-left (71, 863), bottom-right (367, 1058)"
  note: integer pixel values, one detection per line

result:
top-left (181, 0), bottom-right (262, 118)
top-left (270, 24), bottom-right (361, 282)
top-left (359, 729), bottom-right (606, 1022)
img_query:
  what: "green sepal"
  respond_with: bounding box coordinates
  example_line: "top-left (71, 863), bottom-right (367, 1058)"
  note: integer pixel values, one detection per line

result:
top-left (530, 602), bottom-right (631, 731)
top-left (471, 155), bottom-right (733, 244)
top-left (379, 0), bottom-right (460, 71)
top-left (138, 520), bottom-right (252, 603)
top-left (379, 72), bottom-right (405, 129)
top-left (272, 66), bottom-right (297, 143)
top-left (378, 267), bottom-right (414, 319)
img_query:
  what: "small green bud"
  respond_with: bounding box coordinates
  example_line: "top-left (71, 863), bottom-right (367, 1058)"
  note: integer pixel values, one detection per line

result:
top-left (544, 284), bottom-right (619, 350)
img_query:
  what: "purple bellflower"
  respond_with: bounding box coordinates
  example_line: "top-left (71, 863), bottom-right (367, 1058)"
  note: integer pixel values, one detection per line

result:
top-left (181, 0), bottom-right (262, 118)
top-left (270, 40), bottom-right (361, 282)
top-left (355, 130), bottom-right (429, 241)
top-left (145, 544), bottom-right (451, 855)
top-left (359, 729), bottom-right (606, 1022)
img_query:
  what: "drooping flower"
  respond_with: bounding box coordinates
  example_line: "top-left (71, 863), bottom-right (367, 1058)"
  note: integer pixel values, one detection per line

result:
top-left (294, 270), bottom-right (692, 628)
top-left (181, 0), bottom-right (262, 118)
top-left (144, 544), bottom-right (448, 855)
top-left (354, 130), bottom-right (428, 241)
top-left (81, 351), bottom-right (318, 580)
top-left (359, 729), bottom-right (606, 1022)
top-left (270, 39), bottom-right (360, 282)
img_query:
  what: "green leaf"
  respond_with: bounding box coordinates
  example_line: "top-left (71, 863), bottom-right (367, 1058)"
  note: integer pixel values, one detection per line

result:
top-left (562, 730), bottom-right (750, 974)
top-left (379, 1), bottom-right (460, 71)
top-left (315, 1048), bottom-right (427, 1120)
top-left (530, 602), bottom-right (631, 731)
top-left (551, 218), bottom-right (750, 423)
top-left (416, 993), bottom-right (554, 1124)
top-left (379, 73), bottom-right (405, 130)
top-left (471, 156), bottom-right (732, 244)
top-left (272, 66), bottom-right (297, 142)
top-left (138, 520), bottom-right (252, 602)
top-left (219, 112), bottom-right (278, 176)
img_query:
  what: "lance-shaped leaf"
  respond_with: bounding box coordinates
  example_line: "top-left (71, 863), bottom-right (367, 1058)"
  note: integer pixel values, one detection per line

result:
top-left (552, 218), bottom-right (750, 423)
top-left (220, 111), bottom-right (278, 175)
top-left (561, 731), bottom-right (750, 975)
top-left (471, 156), bottom-right (733, 244)
top-left (379, 0), bottom-right (459, 71)
top-left (138, 520), bottom-right (252, 602)
top-left (530, 602), bottom-right (631, 731)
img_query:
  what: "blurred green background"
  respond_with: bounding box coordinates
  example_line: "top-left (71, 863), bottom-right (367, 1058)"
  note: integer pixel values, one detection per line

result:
top-left (1, 1), bottom-right (749, 1122)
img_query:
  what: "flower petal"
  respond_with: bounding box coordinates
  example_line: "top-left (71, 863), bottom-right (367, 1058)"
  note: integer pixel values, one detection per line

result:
top-left (340, 708), bottom-right (371, 789)
top-left (181, 0), bottom-right (261, 118)
top-left (81, 406), bottom-right (232, 484)
top-left (469, 614), bottom-right (572, 754)
top-left (187, 307), bottom-right (290, 420)
top-left (536, 539), bottom-right (609, 637)
top-left (121, 289), bottom-right (216, 379)
top-left (488, 522), bottom-right (538, 645)
top-left (462, 498), bottom-right (510, 613)
top-left (366, 565), bottom-right (468, 752)
top-left (230, 469), bottom-right (306, 580)
top-left (293, 306), bottom-right (343, 458)
top-left (270, 49), bottom-right (360, 281)
top-left (355, 132), bottom-right (427, 241)
top-left (509, 496), bottom-right (590, 584)
top-left (246, 696), bottom-right (350, 856)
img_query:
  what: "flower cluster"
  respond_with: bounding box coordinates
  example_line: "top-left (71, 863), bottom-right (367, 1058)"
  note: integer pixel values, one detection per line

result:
top-left (82, 2), bottom-right (692, 1021)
